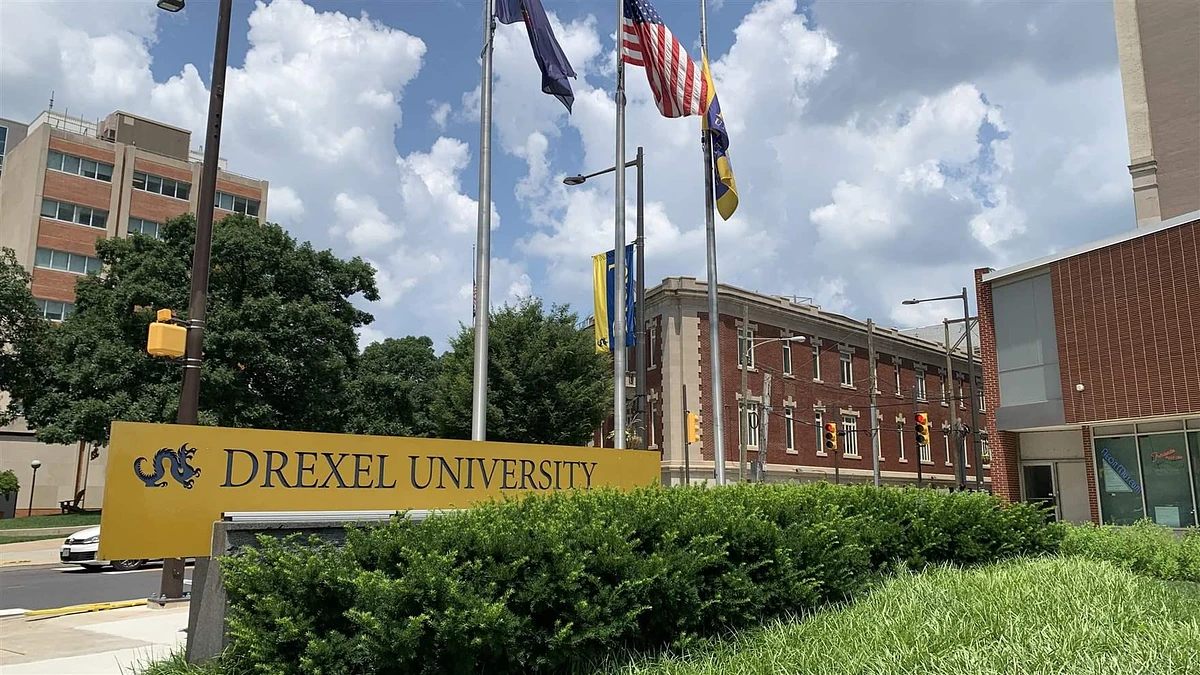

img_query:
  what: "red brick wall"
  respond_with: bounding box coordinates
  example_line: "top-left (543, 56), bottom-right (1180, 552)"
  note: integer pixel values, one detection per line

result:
top-left (697, 311), bottom-right (978, 482)
top-left (1080, 427), bottom-right (1100, 522)
top-left (48, 137), bottom-right (117, 165)
top-left (134, 158), bottom-right (193, 183)
top-left (30, 268), bottom-right (80, 303)
top-left (216, 179), bottom-right (264, 201)
top-left (36, 219), bottom-right (104, 258)
top-left (42, 170), bottom-right (114, 212)
top-left (975, 267), bottom-right (1015, 500)
top-left (129, 190), bottom-right (190, 225)
top-left (1053, 220), bottom-right (1200, 423)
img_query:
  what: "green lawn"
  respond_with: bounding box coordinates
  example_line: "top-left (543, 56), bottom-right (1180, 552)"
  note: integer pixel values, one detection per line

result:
top-left (0, 534), bottom-right (63, 545)
top-left (0, 512), bottom-right (100, 531)
top-left (599, 557), bottom-right (1200, 675)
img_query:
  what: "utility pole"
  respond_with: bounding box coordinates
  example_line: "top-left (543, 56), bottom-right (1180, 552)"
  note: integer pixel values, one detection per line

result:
top-left (867, 319), bottom-right (880, 487)
top-left (681, 383), bottom-right (691, 485)
top-left (759, 372), bottom-right (771, 482)
top-left (739, 303), bottom-right (749, 482)
top-left (945, 320), bottom-right (964, 490)
top-left (913, 386), bottom-right (923, 487)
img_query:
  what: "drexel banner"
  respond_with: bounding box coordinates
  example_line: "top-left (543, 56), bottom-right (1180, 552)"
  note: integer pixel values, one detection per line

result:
top-left (99, 422), bottom-right (660, 560)
top-left (591, 244), bottom-right (635, 353)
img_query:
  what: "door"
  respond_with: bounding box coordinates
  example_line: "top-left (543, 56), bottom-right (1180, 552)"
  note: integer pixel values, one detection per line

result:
top-left (1022, 463), bottom-right (1058, 520)
top-left (1054, 461), bottom-right (1091, 523)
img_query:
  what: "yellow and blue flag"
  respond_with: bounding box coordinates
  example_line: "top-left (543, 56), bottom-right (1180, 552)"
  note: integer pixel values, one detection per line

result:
top-left (701, 54), bottom-right (738, 220)
top-left (592, 244), bottom-right (636, 354)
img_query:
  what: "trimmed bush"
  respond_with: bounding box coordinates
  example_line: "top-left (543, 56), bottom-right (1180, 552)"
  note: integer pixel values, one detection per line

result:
top-left (220, 483), bottom-right (1060, 675)
top-left (1061, 519), bottom-right (1200, 582)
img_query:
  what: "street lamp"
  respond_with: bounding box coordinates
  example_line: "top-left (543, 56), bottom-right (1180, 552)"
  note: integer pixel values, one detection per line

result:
top-left (155, 0), bottom-right (232, 603)
top-left (27, 460), bottom-right (41, 517)
top-left (902, 288), bottom-right (983, 490)
top-left (564, 147), bottom-right (646, 448)
top-left (739, 335), bottom-right (805, 481)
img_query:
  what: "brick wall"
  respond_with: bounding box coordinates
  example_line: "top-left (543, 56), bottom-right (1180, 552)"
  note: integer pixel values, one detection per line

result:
top-left (1080, 426), bottom-right (1100, 522)
top-left (42, 169), bottom-right (114, 212)
top-left (975, 267), bottom-right (1015, 500)
top-left (1053, 219), bottom-right (1199, 423)
top-left (30, 268), bottom-right (80, 303)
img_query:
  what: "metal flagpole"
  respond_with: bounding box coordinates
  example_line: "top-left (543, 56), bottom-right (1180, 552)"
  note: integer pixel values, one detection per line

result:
top-left (471, 0), bottom-right (496, 442)
top-left (612, 0), bottom-right (628, 449)
top-left (699, 0), bottom-right (725, 485)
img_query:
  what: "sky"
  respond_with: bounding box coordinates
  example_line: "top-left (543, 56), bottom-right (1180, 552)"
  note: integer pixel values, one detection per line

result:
top-left (0, 0), bottom-right (1135, 350)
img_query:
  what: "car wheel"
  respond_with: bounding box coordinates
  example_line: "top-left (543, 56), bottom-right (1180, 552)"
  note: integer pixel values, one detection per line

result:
top-left (111, 559), bottom-right (146, 572)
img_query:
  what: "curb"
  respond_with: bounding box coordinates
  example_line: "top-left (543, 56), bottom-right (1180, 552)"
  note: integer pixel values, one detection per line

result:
top-left (25, 599), bottom-right (147, 620)
top-left (0, 559), bottom-right (34, 566)
top-left (0, 526), bottom-right (84, 538)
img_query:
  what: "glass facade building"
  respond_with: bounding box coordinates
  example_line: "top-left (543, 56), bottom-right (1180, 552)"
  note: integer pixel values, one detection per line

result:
top-left (1093, 416), bottom-right (1200, 527)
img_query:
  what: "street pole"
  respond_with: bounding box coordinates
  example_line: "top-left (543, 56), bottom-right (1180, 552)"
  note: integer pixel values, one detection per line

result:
top-left (634, 146), bottom-right (646, 448)
top-left (945, 320), bottom-right (964, 490)
top-left (913, 386), bottom-right (923, 487)
top-left (164, 0), bottom-right (231, 604)
top-left (471, 0), bottom-right (497, 442)
top-left (682, 383), bottom-right (691, 485)
top-left (27, 461), bottom-right (39, 517)
top-left (759, 372), bottom-right (771, 482)
top-left (963, 288), bottom-right (983, 490)
top-left (699, 0), bottom-right (725, 486)
top-left (612, 0), bottom-right (628, 450)
top-left (739, 303), bottom-right (749, 481)
top-left (867, 319), bottom-right (880, 487)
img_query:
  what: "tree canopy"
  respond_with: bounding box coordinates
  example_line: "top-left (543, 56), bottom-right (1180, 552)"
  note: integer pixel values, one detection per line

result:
top-left (345, 336), bottom-right (440, 437)
top-left (432, 298), bottom-right (611, 445)
top-left (19, 213), bottom-right (378, 445)
top-left (0, 247), bottom-right (47, 427)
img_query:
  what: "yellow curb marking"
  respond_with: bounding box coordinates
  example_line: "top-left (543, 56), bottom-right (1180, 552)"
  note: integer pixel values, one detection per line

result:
top-left (0, 560), bottom-right (33, 566)
top-left (25, 599), bottom-right (147, 620)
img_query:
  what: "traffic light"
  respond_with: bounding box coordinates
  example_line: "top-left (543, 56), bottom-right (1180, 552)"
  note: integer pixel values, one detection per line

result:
top-left (823, 422), bottom-right (838, 452)
top-left (914, 412), bottom-right (930, 447)
top-left (686, 412), bottom-right (700, 444)
top-left (146, 309), bottom-right (186, 358)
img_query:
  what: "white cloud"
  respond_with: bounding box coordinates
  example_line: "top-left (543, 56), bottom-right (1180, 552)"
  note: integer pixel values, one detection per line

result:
top-left (267, 186), bottom-right (305, 224)
top-left (429, 101), bottom-right (452, 130)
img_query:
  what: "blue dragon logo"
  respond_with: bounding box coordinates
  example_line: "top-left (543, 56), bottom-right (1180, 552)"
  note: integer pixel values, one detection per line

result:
top-left (133, 443), bottom-right (202, 489)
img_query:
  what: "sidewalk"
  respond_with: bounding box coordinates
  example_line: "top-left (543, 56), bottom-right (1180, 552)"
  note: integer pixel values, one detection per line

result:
top-left (0, 604), bottom-right (188, 674)
top-left (0, 540), bottom-right (61, 568)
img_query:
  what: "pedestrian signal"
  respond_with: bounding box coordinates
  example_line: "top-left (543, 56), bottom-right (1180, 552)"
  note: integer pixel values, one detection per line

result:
top-left (823, 422), bottom-right (838, 452)
top-left (915, 412), bottom-right (930, 447)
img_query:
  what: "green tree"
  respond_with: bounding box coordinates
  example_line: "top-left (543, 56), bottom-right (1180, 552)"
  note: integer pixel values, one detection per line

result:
top-left (345, 336), bottom-right (440, 437)
top-left (21, 213), bottom-right (379, 446)
top-left (433, 298), bottom-right (610, 445)
top-left (0, 247), bottom-right (47, 426)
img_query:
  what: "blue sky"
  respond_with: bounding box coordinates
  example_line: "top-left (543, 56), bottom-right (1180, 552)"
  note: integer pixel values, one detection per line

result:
top-left (1, 0), bottom-right (1133, 349)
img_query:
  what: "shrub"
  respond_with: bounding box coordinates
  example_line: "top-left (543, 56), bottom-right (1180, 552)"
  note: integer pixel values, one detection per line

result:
top-left (220, 483), bottom-right (1060, 675)
top-left (1061, 519), bottom-right (1200, 582)
top-left (0, 470), bottom-right (18, 496)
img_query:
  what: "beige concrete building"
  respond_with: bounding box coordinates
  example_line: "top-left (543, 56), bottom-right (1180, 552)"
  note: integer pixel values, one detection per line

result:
top-left (0, 109), bottom-right (269, 514)
top-left (1113, 0), bottom-right (1200, 227)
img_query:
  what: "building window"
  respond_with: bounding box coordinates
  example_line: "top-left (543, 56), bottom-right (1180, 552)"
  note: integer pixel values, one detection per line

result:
top-left (41, 199), bottom-right (107, 229)
top-left (782, 338), bottom-right (793, 375)
top-left (0, 124), bottom-right (7, 176)
top-left (1094, 426), bottom-right (1200, 528)
top-left (35, 298), bottom-right (74, 321)
top-left (977, 381), bottom-right (986, 411)
top-left (785, 407), bottom-right (795, 453)
top-left (133, 170), bottom-right (191, 201)
top-left (738, 326), bottom-right (755, 368)
top-left (897, 423), bottom-right (906, 461)
top-left (739, 401), bottom-right (760, 448)
top-left (34, 247), bottom-right (101, 276)
top-left (815, 411), bottom-right (824, 454)
top-left (842, 416), bottom-right (859, 457)
top-left (127, 217), bottom-right (162, 239)
top-left (216, 190), bottom-right (261, 216)
top-left (840, 351), bottom-right (853, 386)
top-left (982, 440), bottom-right (990, 466)
top-left (47, 150), bottom-right (113, 182)
top-left (944, 433), bottom-right (952, 465)
top-left (916, 370), bottom-right (928, 401)
top-left (648, 324), bottom-right (658, 368)
top-left (920, 438), bottom-right (932, 464)
top-left (812, 343), bottom-right (821, 381)
top-left (959, 384), bottom-right (966, 409)
top-left (894, 362), bottom-right (901, 395)
top-left (647, 398), bottom-right (656, 448)
top-left (940, 376), bottom-right (948, 405)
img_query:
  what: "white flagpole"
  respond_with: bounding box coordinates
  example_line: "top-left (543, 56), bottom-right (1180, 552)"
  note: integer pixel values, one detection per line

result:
top-left (612, 0), bottom-right (628, 449)
top-left (471, 0), bottom-right (496, 441)
top-left (699, 0), bottom-right (726, 484)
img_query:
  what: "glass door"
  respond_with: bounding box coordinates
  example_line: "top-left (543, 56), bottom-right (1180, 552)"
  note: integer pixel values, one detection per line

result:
top-left (1022, 463), bottom-right (1058, 521)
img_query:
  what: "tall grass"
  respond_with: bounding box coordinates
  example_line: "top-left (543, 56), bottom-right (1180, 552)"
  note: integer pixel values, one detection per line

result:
top-left (601, 557), bottom-right (1200, 675)
top-left (1061, 520), bottom-right (1200, 582)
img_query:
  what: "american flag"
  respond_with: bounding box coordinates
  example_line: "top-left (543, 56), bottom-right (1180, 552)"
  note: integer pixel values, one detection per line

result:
top-left (621, 0), bottom-right (707, 118)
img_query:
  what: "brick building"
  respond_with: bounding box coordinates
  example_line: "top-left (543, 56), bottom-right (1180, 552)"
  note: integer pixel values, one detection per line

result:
top-left (0, 108), bottom-right (269, 513)
top-left (595, 277), bottom-right (988, 489)
top-left (975, 210), bottom-right (1199, 525)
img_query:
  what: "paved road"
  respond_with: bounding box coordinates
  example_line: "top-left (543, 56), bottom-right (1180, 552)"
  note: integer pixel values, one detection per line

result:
top-left (0, 563), bottom-right (193, 612)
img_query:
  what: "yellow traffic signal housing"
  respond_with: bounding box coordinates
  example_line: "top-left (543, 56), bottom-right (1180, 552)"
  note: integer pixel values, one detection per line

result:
top-left (686, 412), bottom-right (700, 444)
top-left (914, 412), bottom-right (930, 447)
top-left (823, 422), bottom-right (838, 452)
top-left (147, 314), bottom-right (186, 358)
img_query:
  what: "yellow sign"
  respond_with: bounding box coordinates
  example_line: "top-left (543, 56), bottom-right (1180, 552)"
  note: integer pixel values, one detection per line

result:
top-left (99, 422), bottom-right (660, 560)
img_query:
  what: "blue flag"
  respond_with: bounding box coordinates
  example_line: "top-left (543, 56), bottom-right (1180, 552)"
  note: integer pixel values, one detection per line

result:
top-left (495, 0), bottom-right (576, 112)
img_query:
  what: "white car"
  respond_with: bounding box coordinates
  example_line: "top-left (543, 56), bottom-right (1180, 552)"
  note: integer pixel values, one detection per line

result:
top-left (59, 526), bottom-right (148, 572)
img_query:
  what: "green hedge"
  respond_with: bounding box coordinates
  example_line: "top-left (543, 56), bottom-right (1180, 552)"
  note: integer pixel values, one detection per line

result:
top-left (220, 483), bottom-right (1060, 675)
top-left (1061, 519), bottom-right (1200, 582)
